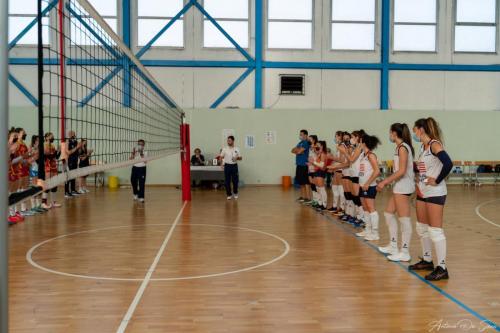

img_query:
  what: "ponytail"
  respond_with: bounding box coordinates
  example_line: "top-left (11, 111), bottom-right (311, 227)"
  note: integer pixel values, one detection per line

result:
top-left (391, 122), bottom-right (414, 157)
top-left (426, 117), bottom-right (442, 142)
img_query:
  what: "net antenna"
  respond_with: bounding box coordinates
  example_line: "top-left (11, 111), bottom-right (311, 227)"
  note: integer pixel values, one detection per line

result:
top-left (32, 0), bottom-right (185, 193)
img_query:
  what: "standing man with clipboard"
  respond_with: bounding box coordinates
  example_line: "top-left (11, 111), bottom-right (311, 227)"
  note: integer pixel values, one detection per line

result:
top-left (219, 136), bottom-right (242, 200)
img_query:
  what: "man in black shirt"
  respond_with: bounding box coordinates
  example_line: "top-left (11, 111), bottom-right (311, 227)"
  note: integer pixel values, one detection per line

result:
top-left (190, 148), bottom-right (205, 166)
top-left (64, 131), bottom-right (81, 198)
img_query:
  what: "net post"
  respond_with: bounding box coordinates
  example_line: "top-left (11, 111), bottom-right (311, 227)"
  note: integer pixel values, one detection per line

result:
top-left (180, 120), bottom-right (191, 202)
top-left (0, 0), bottom-right (8, 330)
top-left (37, 0), bottom-right (45, 181)
top-left (57, 0), bottom-right (66, 143)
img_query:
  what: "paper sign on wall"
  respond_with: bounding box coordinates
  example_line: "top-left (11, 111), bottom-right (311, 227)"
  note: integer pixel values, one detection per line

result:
top-left (264, 131), bottom-right (277, 145)
top-left (245, 135), bottom-right (255, 149)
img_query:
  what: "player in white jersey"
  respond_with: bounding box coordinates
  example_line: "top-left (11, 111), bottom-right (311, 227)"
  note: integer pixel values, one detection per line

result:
top-left (337, 133), bottom-right (354, 219)
top-left (408, 118), bottom-right (453, 281)
top-left (306, 135), bottom-right (319, 206)
top-left (343, 130), bottom-right (365, 227)
top-left (358, 134), bottom-right (381, 241)
top-left (376, 123), bottom-right (415, 262)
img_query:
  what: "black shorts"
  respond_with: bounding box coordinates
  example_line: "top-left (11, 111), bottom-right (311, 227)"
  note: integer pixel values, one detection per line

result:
top-left (359, 186), bottom-right (377, 199)
top-left (350, 177), bottom-right (359, 184)
top-left (416, 195), bottom-right (447, 206)
top-left (342, 176), bottom-right (351, 180)
top-left (335, 170), bottom-right (342, 174)
top-left (308, 172), bottom-right (315, 178)
top-left (295, 165), bottom-right (309, 185)
top-left (315, 170), bottom-right (327, 178)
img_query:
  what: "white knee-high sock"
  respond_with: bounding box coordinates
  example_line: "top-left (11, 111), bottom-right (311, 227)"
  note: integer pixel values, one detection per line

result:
top-left (318, 186), bottom-right (327, 207)
top-left (399, 217), bottom-right (412, 254)
top-left (20, 202), bottom-right (27, 212)
top-left (332, 185), bottom-right (340, 208)
top-left (416, 222), bottom-right (433, 262)
top-left (384, 212), bottom-right (398, 248)
top-left (364, 211), bottom-right (372, 234)
top-left (312, 190), bottom-right (320, 202)
top-left (429, 227), bottom-right (446, 269)
top-left (339, 186), bottom-right (345, 209)
top-left (30, 198), bottom-right (36, 209)
top-left (370, 212), bottom-right (379, 235)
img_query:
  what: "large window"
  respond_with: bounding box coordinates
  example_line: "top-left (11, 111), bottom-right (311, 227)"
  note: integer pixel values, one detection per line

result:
top-left (267, 0), bottom-right (313, 49)
top-left (455, 0), bottom-right (497, 52)
top-left (393, 0), bottom-right (437, 52)
top-left (138, 0), bottom-right (184, 47)
top-left (331, 0), bottom-right (376, 50)
top-left (70, 0), bottom-right (118, 45)
top-left (203, 0), bottom-right (249, 48)
top-left (8, 0), bottom-right (49, 45)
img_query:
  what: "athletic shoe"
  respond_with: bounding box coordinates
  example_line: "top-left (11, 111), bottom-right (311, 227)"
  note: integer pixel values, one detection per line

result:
top-left (227, 196), bottom-right (232, 200)
top-left (341, 215), bottom-right (350, 222)
top-left (378, 244), bottom-right (398, 255)
top-left (353, 219), bottom-right (364, 228)
top-left (425, 266), bottom-right (449, 281)
top-left (327, 207), bottom-right (337, 212)
top-left (408, 258), bottom-right (434, 271)
top-left (78, 189), bottom-right (86, 194)
top-left (133, 195), bottom-right (138, 201)
top-left (71, 191), bottom-right (80, 196)
top-left (83, 188), bottom-right (90, 193)
top-left (387, 252), bottom-right (411, 262)
top-left (65, 193), bottom-right (73, 199)
top-left (355, 229), bottom-right (367, 237)
top-left (364, 232), bottom-right (380, 241)
top-left (15, 212), bottom-right (25, 222)
top-left (334, 210), bottom-right (344, 216)
top-left (303, 200), bottom-right (313, 206)
top-left (8, 215), bottom-right (22, 224)
top-left (138, 198), bottom-right (145, 203)
top-left (20, 210), bottom-right (35, 217)
top-left (233, 194), bottom-right (238, 200)
top-left (52, 202), bottom-right (62, 208)
top-left (316, 205), bottom-right (326, 211)
top-left (297, 197), bottom-right (305, 202)
top-left (32, 207), bottom-right (46, 213)
top-left (41, 203), bottom-right (52, 210)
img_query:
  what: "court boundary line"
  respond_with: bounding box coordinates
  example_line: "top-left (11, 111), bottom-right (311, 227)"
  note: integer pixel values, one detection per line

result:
top-left (26, 224), bottom-right (289, 281)
top-left (116, 201), bottom-right (187, 333)
top-left (475, 199), bottom-right (500, 228)
top-left (318, 211), bottom-right (500, 332)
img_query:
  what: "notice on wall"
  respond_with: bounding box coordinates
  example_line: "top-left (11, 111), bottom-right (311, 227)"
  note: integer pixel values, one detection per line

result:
top-left (222, 129), bottom-right (235, 146)
top-left (264, 131), bottom-right (277, 145)
top-left (245, 135), bottom-right (255, 149)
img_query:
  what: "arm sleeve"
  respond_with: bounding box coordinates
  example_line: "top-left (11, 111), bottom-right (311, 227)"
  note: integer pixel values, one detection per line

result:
top-left (435, 150), bottom-right (453, 184)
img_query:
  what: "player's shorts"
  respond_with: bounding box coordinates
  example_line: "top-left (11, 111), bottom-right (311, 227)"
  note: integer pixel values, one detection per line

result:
top-left (416, 195), bottom-right (446, 206)
top-left (359, 186), bottom-right (377, 199)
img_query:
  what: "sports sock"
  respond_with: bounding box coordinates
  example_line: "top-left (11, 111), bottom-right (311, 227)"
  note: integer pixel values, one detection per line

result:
top-left (400, 217), bottom-right (412, 254)
top-left (384, 212), bottom-right (398, 248)
top-left (429, 227), bottom-right (446, 269)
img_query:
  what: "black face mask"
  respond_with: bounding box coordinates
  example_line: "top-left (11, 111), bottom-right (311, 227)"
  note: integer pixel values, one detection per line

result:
top-left (12, 137), bottom-right (18, 143)
top-left (22, 134), bottom-right (27, 140)
top-left (49, 138), bottom-right (55, 143)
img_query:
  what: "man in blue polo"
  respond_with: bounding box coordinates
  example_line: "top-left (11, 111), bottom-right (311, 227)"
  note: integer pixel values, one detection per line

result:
top-left (291, 129), bottom-right (311, 202)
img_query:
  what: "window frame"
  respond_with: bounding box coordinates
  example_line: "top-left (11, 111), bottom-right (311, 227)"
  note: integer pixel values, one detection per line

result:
top-left (329, 0), bottom-right (377, 52)
top-left (391, 0), bottom-right (439, 53)
top-left (136, 0), bottom-right (186, 49)
top-left (8, 1), bottom-right (51, 47)
top-left (266, 0), bottom-right (315, 51)
top-left (201, 0), bottom-right (251, 50)
top-left (452, 0), bottom-right (499, 54)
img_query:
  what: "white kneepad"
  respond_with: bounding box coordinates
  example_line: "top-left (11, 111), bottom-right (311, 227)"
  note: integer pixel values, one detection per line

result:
top-left (415, 222), bottom-right (429, 237)
top-left (428, 227), bottom-right (446, 242)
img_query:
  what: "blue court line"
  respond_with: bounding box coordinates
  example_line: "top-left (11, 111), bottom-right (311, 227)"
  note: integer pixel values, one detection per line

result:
top-left (316, 210), bottom-right (500, 331)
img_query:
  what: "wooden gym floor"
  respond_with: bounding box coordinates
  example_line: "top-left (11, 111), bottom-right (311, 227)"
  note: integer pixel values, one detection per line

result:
top-left (7, 186), bottom-right (500, 332)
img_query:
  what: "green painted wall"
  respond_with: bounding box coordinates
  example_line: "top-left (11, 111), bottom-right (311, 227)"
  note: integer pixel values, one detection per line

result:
top-left (9, 107), bottom-right (500, 185)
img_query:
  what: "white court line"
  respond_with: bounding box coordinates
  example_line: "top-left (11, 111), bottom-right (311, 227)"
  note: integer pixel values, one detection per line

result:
top-left (475, 199), bottom-right (500, 228)
top-left (116, 201), bottom-right (187, 333)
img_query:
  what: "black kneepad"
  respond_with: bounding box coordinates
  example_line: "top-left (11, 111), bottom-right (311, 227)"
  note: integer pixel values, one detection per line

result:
top-left (353, 195), bottom-right (362, 206)
top-left (311, 184), bottom-right (317, 192)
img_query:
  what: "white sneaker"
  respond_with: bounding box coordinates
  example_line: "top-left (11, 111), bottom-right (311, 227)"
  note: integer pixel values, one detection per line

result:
top-left (233, 194), bottom-right (238, 200)
top-left (133, 195), bottom-right (138, 201)
top-left (138, 198), bottom-right (145, 203)
top-left (378, 244), bottom-right (398, 255)
top-left (227, 196), bottom-right (232, 200)
top-left (355, 230), bottom-right (367, 237)
top-left (52, 202), bottom-right (62, 208)
top-left (387, 252), bottom-right (411, 262)
top-left (78, 189), bottom-right (86, 194)
top-left (41, 203), bottom-right (52, 210)
top-left (364, 232), bottom-right (380, 241)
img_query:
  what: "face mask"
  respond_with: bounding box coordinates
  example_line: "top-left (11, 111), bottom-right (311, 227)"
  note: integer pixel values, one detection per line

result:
top-left (22, 134), bottom-right (27, 140)
top-left (12, 137), bottom-right (18, 143)
top-left (49, 138), bottom-right (54, 143)
top-left (71, 136), bottom-right (76, 140)
top-left (412, 133), bottom-right (421, 143)
top-left (389, 136), bottom-right (395, 143)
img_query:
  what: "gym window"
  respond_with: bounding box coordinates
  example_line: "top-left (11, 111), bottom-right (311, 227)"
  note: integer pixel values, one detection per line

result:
top-left (202, 0), bottom-right (249, 49)
top-left (454, 0), bottom-right (497, 53)
top-left (393, 0), bottom-right (437, 52)
top-left (8, 0), bottom-right (49, 45)
top-left (137, 0), bottom-right (184, 48)
top-left (70, 0), bottom-right (118, 46)
top-left (267, 0), bottom-right (313, 49)
top-left (331, 0), bottom-right (376, 51)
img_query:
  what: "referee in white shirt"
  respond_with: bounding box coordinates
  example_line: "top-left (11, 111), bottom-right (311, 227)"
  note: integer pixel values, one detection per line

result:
top-left (130, 139), bottom-right (147, 202)
top-left (219, 136), bottom-right (242, 200)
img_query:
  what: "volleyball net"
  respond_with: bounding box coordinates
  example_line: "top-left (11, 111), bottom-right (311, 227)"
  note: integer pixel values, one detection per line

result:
top-left (34, 0), bottom-right (184, 191)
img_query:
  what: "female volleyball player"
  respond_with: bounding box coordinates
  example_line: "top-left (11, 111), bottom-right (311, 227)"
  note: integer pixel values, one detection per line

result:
top-left (78, 138), bottom-right (92, 194)
top-left (309, 141), bottom-right (328, 210)
top-left (15, 128), bottom-right (33, 216)
top-left (409, 118), bottom-right (452, 281)
top-left (42, 132), bottom-right (61, 209)
top-left (8, 129), bottom-right (24, 224)
top-left (376, 123), bottom-right (415, 261)
top-left (28, 135), bottom-right (44, 213)
top-left (359, 134), bottom-right (381, 241)
top-left (307, 135), bottom-right (319, 207)
top-left (328, 131), bottom-right (347, 214)
top-left (339, 132), bottom-right (354, 222)
top-left (345, 130), bottom-right (365, 227)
